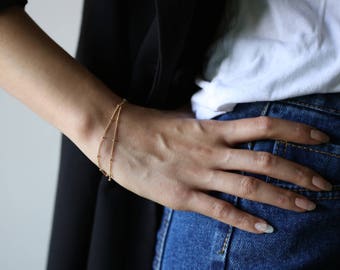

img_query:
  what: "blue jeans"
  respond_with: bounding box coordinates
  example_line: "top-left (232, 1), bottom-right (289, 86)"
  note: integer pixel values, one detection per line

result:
top-left (153, 93), bottom-right (340, 270)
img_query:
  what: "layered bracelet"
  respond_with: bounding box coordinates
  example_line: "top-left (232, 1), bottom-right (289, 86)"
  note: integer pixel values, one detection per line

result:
top-left (97, 98), bottom-right (127, 181)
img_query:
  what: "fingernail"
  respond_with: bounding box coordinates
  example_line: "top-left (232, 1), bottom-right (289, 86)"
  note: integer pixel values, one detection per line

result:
top-left (312, 176), bottom-right (333, 191)
top-left (295, 198), bottom-right (316, 211)
top-left (255, 222), bottom-right (274, 233)
top-left (310, 129), bottom-right (330, 143)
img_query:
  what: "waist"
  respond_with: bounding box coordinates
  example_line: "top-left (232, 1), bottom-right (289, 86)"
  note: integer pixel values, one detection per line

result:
top-left (214, 93), bottom-right (340, 116)
top-left (192, 83), bottom-right (340, 119)
top-left (281, 93), bottom-right (340, 115)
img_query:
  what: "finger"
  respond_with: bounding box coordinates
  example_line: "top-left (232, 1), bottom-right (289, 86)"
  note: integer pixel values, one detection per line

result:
top-left (214, 149), bottom-right (332, 191)
top-left (220, 116), bottom-right (329, 145)
top-left (199, 170), bottom-right (316, 212)
top-left (187, 191), bottom-right (274, 234)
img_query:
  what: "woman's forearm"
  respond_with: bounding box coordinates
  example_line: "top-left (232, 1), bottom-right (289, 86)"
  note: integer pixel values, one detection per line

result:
top-left (0, 6), bottom-right (120, 162)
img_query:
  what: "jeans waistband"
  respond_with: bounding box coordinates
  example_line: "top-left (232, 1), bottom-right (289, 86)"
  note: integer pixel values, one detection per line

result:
top-left (279, 93), bottom-right (340, 116)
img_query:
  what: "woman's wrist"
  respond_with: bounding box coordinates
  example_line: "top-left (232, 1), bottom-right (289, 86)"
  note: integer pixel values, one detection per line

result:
top-left (71, 82), bottom-right (125, 168)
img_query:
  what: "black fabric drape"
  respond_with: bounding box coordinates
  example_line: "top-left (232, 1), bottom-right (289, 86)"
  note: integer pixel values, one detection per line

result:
top-left (0, 0), bottom-right (27, 10)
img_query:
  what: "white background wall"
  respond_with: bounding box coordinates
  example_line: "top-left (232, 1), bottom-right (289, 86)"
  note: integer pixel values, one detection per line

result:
top-left (0, 1), bottom-right (83, 269)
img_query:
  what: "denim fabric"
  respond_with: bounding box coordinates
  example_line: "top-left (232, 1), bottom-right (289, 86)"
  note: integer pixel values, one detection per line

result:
top-left (153, 93), bottom-right (340, 270)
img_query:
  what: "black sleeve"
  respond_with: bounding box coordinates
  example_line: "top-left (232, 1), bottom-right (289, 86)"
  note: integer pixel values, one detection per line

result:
top-left (0, 0), bottom-right (27, 11)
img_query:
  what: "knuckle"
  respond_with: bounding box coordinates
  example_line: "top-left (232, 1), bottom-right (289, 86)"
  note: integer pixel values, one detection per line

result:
top-left (293, 124), bottom-right (309, 138)
top-left (235, 214), bottom-right (251, 229)
top-left (193, 120), bottom-right (222, 142)
top-left (205, 170), bottom-right (218, 187)
top-left (276, 193), bottom-right (290, 207)
top-left (223, 149), bottom-right (233, 165)
top-left (294, 124), bottom-right (306, 137)
top-left (186, 120), bottom-right (205, 135)
top-left (239, 177), bottom-right (259, 197)
top-left (201, 170), bottom-right (217, 187)
top-left (295, 168), bottom-right (305, 178)
top-left (257, 116), bottom-right (273, 132)
top-left (211, 202), bottom-right (231, 220)
top-left (255, 152), bottom-right (276, 169)
top-left (294, 167), bottom-right (311, 186)
top-left (295, 168), bottom-right (306, 181)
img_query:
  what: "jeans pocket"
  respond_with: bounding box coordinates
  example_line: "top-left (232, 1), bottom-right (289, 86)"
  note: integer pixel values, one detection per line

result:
top-left (267, 140), bottom-right (340, 201)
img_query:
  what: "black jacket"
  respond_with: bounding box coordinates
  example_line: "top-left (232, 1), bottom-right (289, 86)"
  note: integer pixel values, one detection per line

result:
top-left (1, 1), bottom-right (229, 269)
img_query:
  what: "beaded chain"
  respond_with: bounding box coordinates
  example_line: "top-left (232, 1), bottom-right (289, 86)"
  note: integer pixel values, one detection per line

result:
top-left (97, 98), bottom-right (127, 181)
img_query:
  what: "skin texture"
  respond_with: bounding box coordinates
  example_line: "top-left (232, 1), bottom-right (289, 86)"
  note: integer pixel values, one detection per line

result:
top-left (0, 7), bottom-right (332, 234)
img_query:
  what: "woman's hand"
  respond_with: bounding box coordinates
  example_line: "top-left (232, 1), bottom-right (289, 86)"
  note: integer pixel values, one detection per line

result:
top-left (94, 103), bottom-right (332, 234)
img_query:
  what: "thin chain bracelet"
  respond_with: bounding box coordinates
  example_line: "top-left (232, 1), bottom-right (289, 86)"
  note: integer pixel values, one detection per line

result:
top-left (97, 98), bottom-right (127, 178)
top-left (108, 101), bottom-right (125, 181)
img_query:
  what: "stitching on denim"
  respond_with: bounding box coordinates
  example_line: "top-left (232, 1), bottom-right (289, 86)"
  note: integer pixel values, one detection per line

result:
top-left (219, 195), bottom-right (238, 255)
top-left (265, 184), bottom-right (340, 199)
top-left (277, 141), bottom-right (340, 158)
top-left (154, 209), bottom-right (173, 270)
top-left (276, 186), bottom-right (340, 192)
top-left (284, 100), bottom-right (340, 115)
top-left (317, 196), bottom-right (340, 200)
top-left (260, 102), bottom-right (271, 116)
top-left (270, 184), bottom-right (340, 192)
top-left (269, 141), bottom-right (340, 194)
top-left (219, 225), bottom-right (233, 255)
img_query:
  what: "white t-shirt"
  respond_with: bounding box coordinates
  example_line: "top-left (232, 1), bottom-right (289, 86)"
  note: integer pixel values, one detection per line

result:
top-left (191, 0), bottom-right (340, 119)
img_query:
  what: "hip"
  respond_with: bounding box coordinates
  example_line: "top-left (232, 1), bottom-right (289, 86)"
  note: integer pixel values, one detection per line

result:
top-left (153, 93), bottom-right (340, 270)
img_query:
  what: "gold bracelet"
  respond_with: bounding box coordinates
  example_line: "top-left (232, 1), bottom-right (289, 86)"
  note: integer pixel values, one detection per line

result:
top-left (97, 98), bottom-right (127, 178)
top-left (108, 99), bottom-right (126, 181)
